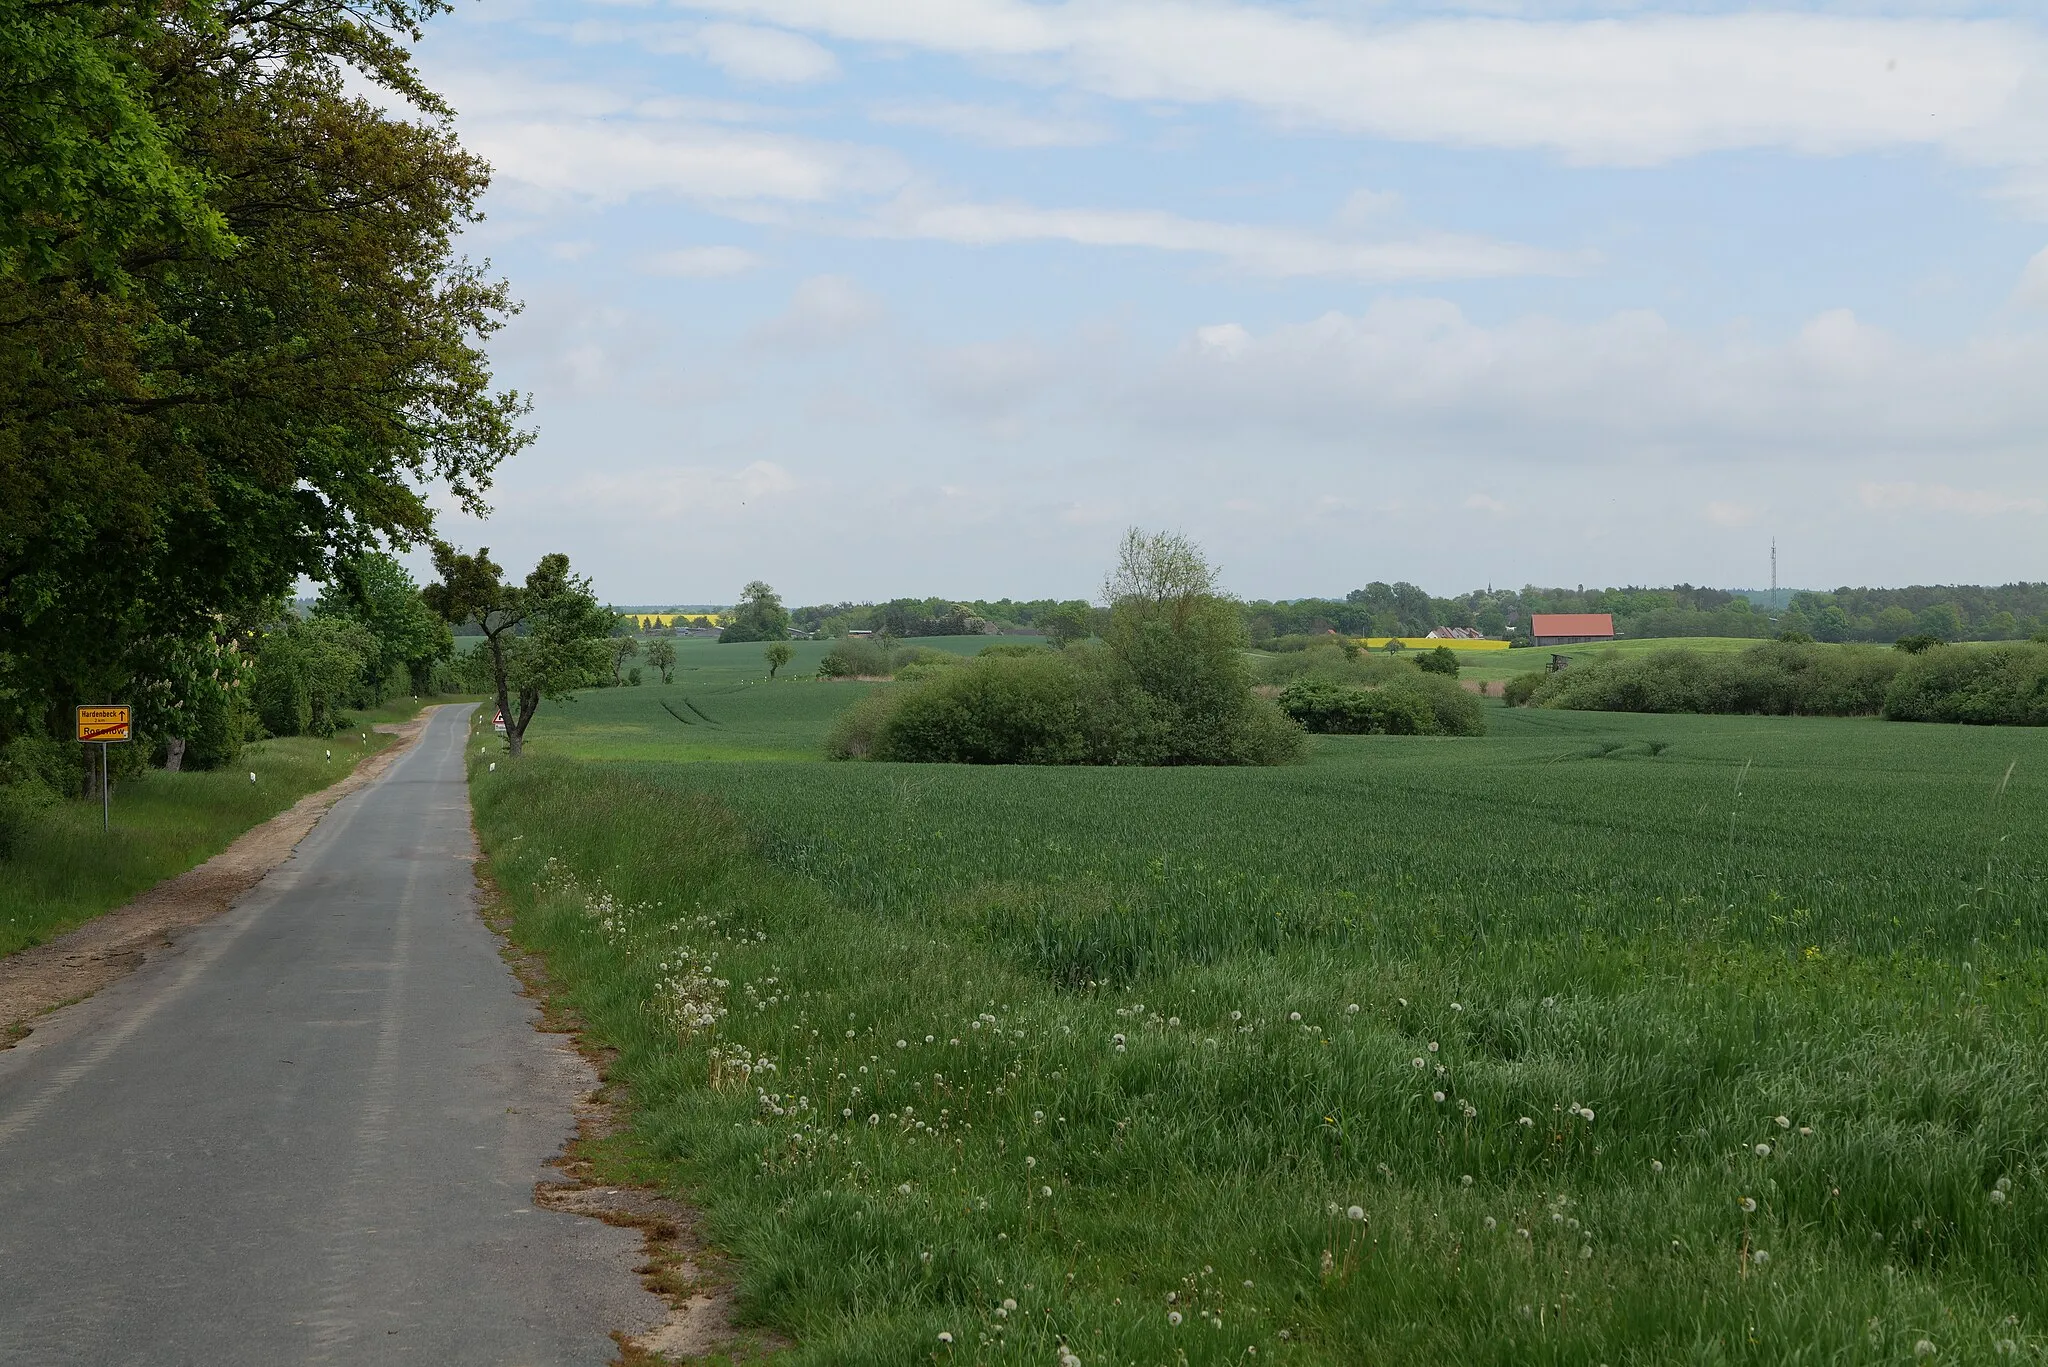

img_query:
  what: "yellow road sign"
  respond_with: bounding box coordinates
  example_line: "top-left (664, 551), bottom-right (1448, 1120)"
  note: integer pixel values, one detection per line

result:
top-left (77, 705), bottom-right (132, 743)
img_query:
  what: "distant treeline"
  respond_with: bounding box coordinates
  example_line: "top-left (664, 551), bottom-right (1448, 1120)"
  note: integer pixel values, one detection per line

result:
top-left (777, 582), bottom-right (2048, 645)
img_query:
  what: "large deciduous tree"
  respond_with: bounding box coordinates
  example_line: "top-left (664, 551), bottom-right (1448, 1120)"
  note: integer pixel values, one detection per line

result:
top-left (421, 545), bottom-right (609, 758)
top-left (0, 0), bottom-right (528, 750)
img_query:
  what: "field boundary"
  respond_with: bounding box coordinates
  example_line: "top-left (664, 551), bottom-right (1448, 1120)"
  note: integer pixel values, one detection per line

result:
top-left (0, 709), bottom-right (436, 1043)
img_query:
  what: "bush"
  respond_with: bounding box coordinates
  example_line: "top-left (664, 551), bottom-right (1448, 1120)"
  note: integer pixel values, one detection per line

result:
top-left (1502, 671), bottom-right (1546, 707)
top-left (1518, 640), bottom-right (2048, 723)
top-left (1882, 643), bottom-right (2048, 725)
top-left (817, 637), bottom-right (896, 679)
top-left (1278, 675), bottom-right (1485, 737)
top-left (1416, 646), bottom-right (1460, 677)
top-left (832, 647), bottom-right (1304, 767)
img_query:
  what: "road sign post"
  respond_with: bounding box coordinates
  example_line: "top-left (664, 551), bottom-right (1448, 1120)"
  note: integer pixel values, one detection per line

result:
top-left (76, 706), bottom-right (132, 832)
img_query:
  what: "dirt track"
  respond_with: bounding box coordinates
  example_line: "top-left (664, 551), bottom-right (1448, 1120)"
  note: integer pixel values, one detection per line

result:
top-left (0, 712), bottom-right (433, 1042)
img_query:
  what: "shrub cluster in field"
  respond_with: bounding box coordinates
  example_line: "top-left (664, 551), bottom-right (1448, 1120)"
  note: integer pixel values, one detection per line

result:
top-left (1512, 640), bottom-right (2048, 725)
top-left (828, 533), bottom-right (1304, 767)
top-left (1260, 642), bottom-right (1484, 736)
top-left (472, 749), bottom-right (2048, 1366)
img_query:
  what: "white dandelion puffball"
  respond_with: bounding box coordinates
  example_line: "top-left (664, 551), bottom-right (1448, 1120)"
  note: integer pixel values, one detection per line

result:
top-left (1230, 1010), bottom-right (1242, 1022)
top-left (488, 762), bottom-right (496, 772)
top-left (1168, 1311), bottom-right (1182, 1326)
top-left (1483, 1216), bottom-right (1497, 1229)
top-left (1755, 1143), bottom-right (1772, 1158)
top-left (1434, 1091), bottom-right (1446, 1103)
top-left (248, 772), bottom-right (257, 783)
top-left (1752, 1250), bottom-right (1770, 1266)
top-left (1775, 1115), bottom-right (1790, 1129)
top-left (1412, 1058), bottom-right (1426, 1070)
top-left (1518, 1116), bottom-right (1535, 1127)
top-left (1651, 1160), bottom-right (1665, 1173)
top-left (1289, 1011), bottom-right (1302, 1022)
top-left (1346, 1003), bottom-right (1359, 1014)
top-left (1740, 1197), bottom-right (1757, 1213)
top-left (1347, 1205), bottom-right (1365, 1221)
top-left (937, 1331), bottom-right (953, 1344)
top-left (920, 1251), bottom-right (932, 1263)
top-left (1915, 1341), bottom-right (1936, 1358)
top-left (1061, 1354), bottom-right (1081, 1367)
top-left (1111, 1033), bottom-right (1126, 1046)
top-left (1461, 1174), bottom-right (1474, 1187)
top-left (1025, 1156), bottom-right (1036, 1169)
top-left (1990, 1189), bottom-right (2007, 1205)
top-left (1041, 1185), bottom-right (1053, 1198)
top-left (1033, 1110), bottom-right (1044, 1124)
top-left (1428, 1041), bottom-right (1439, 1053)
top-left (897, 1183), bottom-right (912, 1195)
top-left (1002, 1298), bottom-right (1017, 1312)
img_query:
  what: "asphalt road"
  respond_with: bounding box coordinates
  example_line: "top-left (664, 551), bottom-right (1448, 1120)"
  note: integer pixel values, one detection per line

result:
top-left (0, 705), bottom-right (658, 1364)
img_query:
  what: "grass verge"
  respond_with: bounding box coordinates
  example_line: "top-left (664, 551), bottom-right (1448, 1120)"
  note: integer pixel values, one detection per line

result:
top-left (0, 696), bottom-right (468, 957)
top-left (470, 730), bottom-right (2048, 1367)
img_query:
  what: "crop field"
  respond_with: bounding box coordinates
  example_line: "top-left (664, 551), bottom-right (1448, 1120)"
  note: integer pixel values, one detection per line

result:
top-left (470, 678), bottom-right (2048, 1365)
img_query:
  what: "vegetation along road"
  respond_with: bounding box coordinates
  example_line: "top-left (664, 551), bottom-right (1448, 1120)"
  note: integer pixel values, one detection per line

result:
top-left (0, 706), bottom-right (660, 1363)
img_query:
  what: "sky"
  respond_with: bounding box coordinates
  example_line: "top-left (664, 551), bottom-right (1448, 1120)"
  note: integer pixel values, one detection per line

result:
top-left (397, 0), bottom-right (2048, 605)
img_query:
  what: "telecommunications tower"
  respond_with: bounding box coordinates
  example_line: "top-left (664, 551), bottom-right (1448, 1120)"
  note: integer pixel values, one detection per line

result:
top-left (1770, 538), bottom-right (1778, 608)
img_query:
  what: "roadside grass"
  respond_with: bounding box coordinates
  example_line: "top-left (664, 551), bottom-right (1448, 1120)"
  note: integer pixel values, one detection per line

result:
top-left (0, 695), bottom-right (464, 957)
top-left (470, 698), bottom-right (2048, 1365)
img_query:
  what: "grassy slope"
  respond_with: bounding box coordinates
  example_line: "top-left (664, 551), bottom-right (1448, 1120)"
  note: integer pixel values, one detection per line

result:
top-left (0, 696), bottom-right (460, 957)
top-left (472, 681), bottom-right (2048, 1365)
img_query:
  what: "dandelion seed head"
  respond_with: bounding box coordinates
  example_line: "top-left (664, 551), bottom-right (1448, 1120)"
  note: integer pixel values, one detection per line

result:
top-left (1914, 1340), bottom-right (1936, 1358)
top-left (1739, 1197), bottom-right (1757, 1213)
top-left (1990, 1189), bottom-right (2007, 1205)
top-left (1434, 1091), bottom-right (1446, 1103)
top-left (1346, 1003), bottom-right (1359, 1014)
top-left (938, 1332), bottom-right (953, 1344)
top-left (1775, 1115), bottom-right (1790, 1129)
top-left (1752, 1250), bottom-right (1770, 1266)
top-left (1289, 1012), bottom-right (1302, 1023)
top-left (1755, 1143), bottom-right (1772, 1158)
top-left (1347, 1205), bottom-right (1365, 1221)
top-left (1483, 1216), bottom-right (1497, 1229)
top-left (1168, 1312), bottom-right (1182, 1326)
top-left (1651, 1160), bottom-right (1665, 1173)
top-left (1002, 1298), bottom-right (1016, 1312)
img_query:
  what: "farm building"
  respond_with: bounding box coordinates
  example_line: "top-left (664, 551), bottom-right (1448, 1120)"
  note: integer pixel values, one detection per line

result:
top-left (1529, 613), bottom-right (1615, 645)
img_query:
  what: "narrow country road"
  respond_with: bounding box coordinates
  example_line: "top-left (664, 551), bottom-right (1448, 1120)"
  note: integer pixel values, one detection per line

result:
top-left (0, 705), bottom-right (659, 1365)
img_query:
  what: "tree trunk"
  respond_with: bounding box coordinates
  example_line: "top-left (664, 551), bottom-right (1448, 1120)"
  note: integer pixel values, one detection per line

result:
top-left (164, 737), bottom-right (186, 772)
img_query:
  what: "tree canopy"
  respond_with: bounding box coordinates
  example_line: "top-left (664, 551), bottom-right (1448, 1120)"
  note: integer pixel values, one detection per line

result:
top-left (1, 0), bottom-right (526, 750)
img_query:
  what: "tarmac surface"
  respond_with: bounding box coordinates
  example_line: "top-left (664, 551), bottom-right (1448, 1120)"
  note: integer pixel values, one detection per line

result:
top-left (0, 704), bottom-right (658, 1365)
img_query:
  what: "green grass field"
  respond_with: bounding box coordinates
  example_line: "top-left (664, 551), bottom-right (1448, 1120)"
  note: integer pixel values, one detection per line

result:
top-left (469, 671), bottom-right (2048, 1365)
top-left (0, 696), bottom-right (454, 958)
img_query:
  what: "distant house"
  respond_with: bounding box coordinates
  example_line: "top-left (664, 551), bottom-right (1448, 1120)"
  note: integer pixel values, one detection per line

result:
top-left (1529, 613), bottom-right (1615, 645)
top-left (1425, 626), bottom-right (1484, 640)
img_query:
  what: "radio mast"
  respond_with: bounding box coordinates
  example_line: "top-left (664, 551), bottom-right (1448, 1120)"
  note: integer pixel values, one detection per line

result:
top-left (1770, 538), bottom-right (1777, 607)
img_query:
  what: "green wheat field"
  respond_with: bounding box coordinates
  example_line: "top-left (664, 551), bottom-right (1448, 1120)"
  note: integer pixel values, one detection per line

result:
top-left (470, 637), bottom-right (2048, 1366)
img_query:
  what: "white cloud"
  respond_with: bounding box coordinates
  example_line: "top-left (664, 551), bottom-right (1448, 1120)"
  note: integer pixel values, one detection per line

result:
top-left (1135, 300), bottom-right (2048, 456)
top-left (1859, 482), bottom-right (2048, 516)
top-left (462, 117), bottom-right (904, 204)
top-left (688, 22), bottom-right (840, 83)
top-left (645, 245), bottom-right (763, 276)
top-left (752, 274), bottom-right (884, 348)
top-left (869, 100), bottom-right (1110, 147)
top-left (676, 3), bottom-right (2048, 195)
top-left (2019, 246), bottom-right (2048, 309)
top-left (865, 195), bottom-right (1577, 280)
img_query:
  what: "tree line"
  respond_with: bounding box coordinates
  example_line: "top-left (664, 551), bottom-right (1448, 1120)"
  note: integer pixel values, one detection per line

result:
top-left (742, 582), bottom-right (2048, 647)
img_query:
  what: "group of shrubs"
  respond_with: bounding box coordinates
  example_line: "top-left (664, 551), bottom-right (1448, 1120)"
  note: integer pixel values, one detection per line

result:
top-left (828, 532), bottom-right (1312, 766)
top-left (824, 536), bottom-right (1497, 767)
top-left (1508, 639), bottom-right (2048, 725)
top-left (1262, 641), bottom-right (1485, 736)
